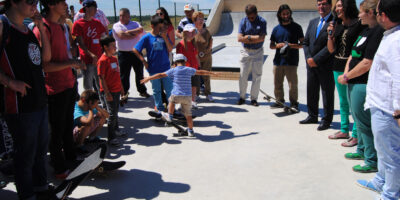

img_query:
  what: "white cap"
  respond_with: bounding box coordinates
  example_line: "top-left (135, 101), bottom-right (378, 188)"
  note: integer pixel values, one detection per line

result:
top-left (184, 4), bottom-right (194, 11)
top-left (183, 23), bottom-right (196, 32)
top-left (173, 54), bottom-right (187, 62)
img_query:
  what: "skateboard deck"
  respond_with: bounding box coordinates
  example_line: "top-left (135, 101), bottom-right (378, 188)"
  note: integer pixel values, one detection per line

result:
top-left (259, 89), bottom-right (299, 114)
top-left (148, 110), bottom-right (196, 121)
top-left (96, 161), bottom-right (125, 173)
top-left (54, 143), bottom-right (107, 200)
top-left (167, 121), bottom-right (189, 137)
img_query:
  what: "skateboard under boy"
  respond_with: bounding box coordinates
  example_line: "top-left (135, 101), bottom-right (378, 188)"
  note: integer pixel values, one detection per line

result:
top-left (148, 111), bottom-right (190, 137)
top-left (96, 160), bottom-right (126, 173)
top-left (259, 89), bottom-right (299, 114)
top-left (53, 143), bottom-right (107, 200)
top-left (148, 110), bottom-right (196, 121)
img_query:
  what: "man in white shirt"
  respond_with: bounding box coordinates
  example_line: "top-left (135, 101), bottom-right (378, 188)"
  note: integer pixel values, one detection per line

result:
top-left (112, 8), bottom-right (149, 98)
top-left (357, 0), bottom-right (400, 199)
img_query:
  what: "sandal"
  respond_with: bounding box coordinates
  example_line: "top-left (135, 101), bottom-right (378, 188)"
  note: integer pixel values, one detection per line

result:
top-left (328, 131), bottom-right (350, 139)
top-left (341, 137), bottom-right (358, 147)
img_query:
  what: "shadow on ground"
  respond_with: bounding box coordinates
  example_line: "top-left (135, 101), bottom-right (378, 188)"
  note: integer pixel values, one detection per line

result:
top-left (76, 169), bottom-right (190, 200)
top-left (119, 97), bottom-right (154, 113)
top-left (182, 130), bottom-right (258, 143)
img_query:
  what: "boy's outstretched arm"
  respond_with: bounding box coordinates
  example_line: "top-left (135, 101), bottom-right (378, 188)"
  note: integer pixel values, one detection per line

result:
top-left (140, 73), bottom-right (168, 84)
top-left (195, 70), bottom-right (218, 76)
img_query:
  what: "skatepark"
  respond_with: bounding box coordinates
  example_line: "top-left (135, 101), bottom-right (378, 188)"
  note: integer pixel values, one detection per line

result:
top-left (0, 0), bottom-right (381, 199)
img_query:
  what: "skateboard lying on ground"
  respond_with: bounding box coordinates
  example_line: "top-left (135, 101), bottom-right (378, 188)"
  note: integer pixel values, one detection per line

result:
top-left (96, 161), bottom-right (125, 173)
top-left (260, 89), bottom-right (299, 114)
top-left (54, 143), bottom-right (107, 200)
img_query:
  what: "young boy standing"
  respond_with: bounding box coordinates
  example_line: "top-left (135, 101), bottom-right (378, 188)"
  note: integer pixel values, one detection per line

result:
top-left (141, 54), bottom-right (215, 136)
top-left (133, 15), bottom-right (173, 112)
top-left (98, 36), bottom-right (125, 146)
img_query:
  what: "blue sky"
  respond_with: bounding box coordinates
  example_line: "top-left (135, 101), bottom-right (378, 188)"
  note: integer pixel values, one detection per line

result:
top-left (65, 0), bottom-right (364, 17)
top-left (66, 0), bottom-right (216, 16)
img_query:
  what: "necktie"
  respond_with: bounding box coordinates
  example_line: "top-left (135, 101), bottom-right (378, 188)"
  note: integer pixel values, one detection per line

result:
top-left (316, 17), bottom-right (324, 38)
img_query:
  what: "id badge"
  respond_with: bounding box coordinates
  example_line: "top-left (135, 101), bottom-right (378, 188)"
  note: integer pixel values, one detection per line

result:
top-left (111, 63), bottom-right (117, 69)
top-left (93, 39), bottom-right (99, 44)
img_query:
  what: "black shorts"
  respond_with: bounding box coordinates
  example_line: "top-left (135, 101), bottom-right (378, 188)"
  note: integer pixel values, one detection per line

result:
top-left (191, 75), bottom-right (200, 87)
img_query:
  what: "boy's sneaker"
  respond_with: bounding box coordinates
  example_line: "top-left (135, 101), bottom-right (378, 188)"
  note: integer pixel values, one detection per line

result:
top-left (237, 98), bottom-right (245, 105)
top-left (161, 112), bottom-right (172, 122)
top-left (108, 138), bottom-right (121, 147)
top-left (115, 130), bottom-right (127, 137)
top-left (206, 95), bottom-right (214, 102)
top-left (187, 129), bottom-right (195, 137)
top-left (192, 101), bottom-right (198, 109)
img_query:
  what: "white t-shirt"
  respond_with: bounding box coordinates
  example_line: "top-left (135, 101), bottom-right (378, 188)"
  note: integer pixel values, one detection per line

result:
top-left (112, 21), bottom-right (144, 51)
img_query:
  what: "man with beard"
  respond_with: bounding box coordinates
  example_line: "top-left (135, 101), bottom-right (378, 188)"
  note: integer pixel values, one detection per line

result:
top-left (270, 4), bottom-right (304, 111)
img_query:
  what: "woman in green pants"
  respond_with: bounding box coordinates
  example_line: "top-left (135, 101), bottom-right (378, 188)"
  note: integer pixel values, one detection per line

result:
top-left (337, 0), bottom-right (384, 173)
top-left (327, 0), bottom-right (365, 146)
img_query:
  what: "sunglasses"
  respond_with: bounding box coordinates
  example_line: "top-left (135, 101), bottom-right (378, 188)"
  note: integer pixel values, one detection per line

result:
top-left (25, 0), bottom-right (39, 5)
top-left (156, 12), bottom-right (164, 16)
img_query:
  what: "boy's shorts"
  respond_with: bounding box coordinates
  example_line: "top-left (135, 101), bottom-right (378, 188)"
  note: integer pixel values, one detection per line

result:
top-left (73, 115), bottom-right (101, 142)
top-left (191, 75), bottom-right (200, 87)
top-left (169, 95), bottom-right (192, 116)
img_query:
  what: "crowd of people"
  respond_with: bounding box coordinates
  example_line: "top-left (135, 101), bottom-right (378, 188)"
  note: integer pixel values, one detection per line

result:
top-left (0, 0), bottom-right (399, 199)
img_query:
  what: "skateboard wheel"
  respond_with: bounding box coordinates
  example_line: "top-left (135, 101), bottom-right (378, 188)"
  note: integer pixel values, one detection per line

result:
top-left (98, 167), bottom-right (104, 173)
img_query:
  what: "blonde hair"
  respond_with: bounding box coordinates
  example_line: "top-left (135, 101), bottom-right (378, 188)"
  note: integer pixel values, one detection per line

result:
top-left (360, 0), bottom-right (378, 14)
top-left (182, 31), bottom-right (194, 50)
top-left (192, 11), bottom-right (204, 22)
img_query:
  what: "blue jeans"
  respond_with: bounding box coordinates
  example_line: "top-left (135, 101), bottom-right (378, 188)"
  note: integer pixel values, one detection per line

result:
top-left (5, 108), bottom-right (49, 200)
top-left (150, 76), bottom-right (172, 111)
top-left (370, 107), bottom-right (400, 200)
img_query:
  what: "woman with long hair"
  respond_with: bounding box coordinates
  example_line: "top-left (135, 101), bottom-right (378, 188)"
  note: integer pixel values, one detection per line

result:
top-left (327, 0), bottom-right (365, 147)
top-left (156, 7), bottom-right (175, 46)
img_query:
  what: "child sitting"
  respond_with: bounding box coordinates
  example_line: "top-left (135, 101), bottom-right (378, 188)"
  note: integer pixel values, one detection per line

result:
top-left (141, 54), bottom-right (216, 136)
top-left (73, 90), bottom-right (108, 150)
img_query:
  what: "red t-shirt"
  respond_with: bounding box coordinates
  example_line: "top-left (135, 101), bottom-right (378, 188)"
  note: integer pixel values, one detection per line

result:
top-left (33, 18), bottom-right (75, 95)
top-left (97, 54), bottom-right (122, 93)
top-left (176, 40), bottom-right (199, 69)
top-left (72, 18), bottom-right (106, 64)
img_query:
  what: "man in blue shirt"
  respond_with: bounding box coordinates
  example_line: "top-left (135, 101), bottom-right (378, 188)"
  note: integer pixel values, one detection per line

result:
top-left (133, 15), bottom-right (173, 112)
top-left (237, 4), bottom-right (267, 106)
top-left (270, 4), bottom-right (304, 110)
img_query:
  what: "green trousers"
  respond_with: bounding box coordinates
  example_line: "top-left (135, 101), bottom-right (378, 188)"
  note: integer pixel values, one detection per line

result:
top-left (347, 84), bottom-right (377, 167)
top-left (333, 71), bottom-right (357, 137)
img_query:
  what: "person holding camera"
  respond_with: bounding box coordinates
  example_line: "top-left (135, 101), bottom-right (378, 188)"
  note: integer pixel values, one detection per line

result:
top-left (269, 4), bottom-right (304, 111)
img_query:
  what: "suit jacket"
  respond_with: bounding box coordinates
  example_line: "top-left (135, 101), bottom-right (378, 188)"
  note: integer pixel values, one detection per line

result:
top-left (303, 14), bottom-right (334, 69)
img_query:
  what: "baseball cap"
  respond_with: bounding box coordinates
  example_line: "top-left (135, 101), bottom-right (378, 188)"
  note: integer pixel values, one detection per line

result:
top-left (79, 0), bottom-right (97, 13)
top-left (184, 4), bottom-right (194, 11)
top-left (183, 23), bottom-right (196, 32)
top-left (173, 54), bottom-right (187, 62)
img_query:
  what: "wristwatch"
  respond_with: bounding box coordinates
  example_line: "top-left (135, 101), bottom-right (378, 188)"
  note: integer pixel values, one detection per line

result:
top-left (394, 113), bottom-right (400, 119)
top-left (247, 35), bottom-right (251, 41)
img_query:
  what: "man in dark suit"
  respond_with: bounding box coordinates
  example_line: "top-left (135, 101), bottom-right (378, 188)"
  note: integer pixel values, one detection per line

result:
top-left (300, 0), bottom-right (334, 131)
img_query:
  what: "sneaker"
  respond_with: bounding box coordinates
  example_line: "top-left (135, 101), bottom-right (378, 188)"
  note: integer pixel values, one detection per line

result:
top-left (173, 131), bottom-right (189, 137)
top-left (356, 180), bottom-right (381, 194)
top-left (341, 137), bottom-right (358, 147)
top-left (140, 92), bottom-right (150, 98)
top-left (187, 128), bottom-right (195, 137)
top-left (192, 101), bottom-right (198, 109)
top-left (345, 152), bottom-right (364, 160)
top-left (353, 163), bottom-right (378, 173)
top-left (108, 138), bottom-right (121, 147)
top-left (115, 130), bottom-right (127, 137)
top-left (290, 102), bottom-right (299, 111)
top-left (270, 102), bottom-right (284, 108)
top-left (251, 100), bottom-right (259, 107)
top-left (237, 98), bottom-right (245, 105)
top-left (161, 111), bottom-right (172, 122)
top-left (206, 95), bottom-right (214, 102)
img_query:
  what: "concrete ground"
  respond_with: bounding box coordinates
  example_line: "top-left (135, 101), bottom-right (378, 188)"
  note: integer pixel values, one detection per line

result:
top-left (0, 11), bottom-right (380, 200)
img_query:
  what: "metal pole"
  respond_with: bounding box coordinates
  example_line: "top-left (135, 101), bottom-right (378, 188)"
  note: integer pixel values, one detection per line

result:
top-left (139, 0), bottom-right (142, 25)
top-left (113, 0), bottom-right (117, 23)
top-left (174, 2), bottom-right (177, 28)
top-left (197, 4), bottom-right (199, 12)
top-left (158, 0), bottom-right (160, 8)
